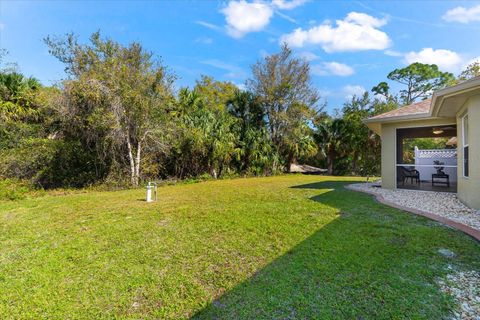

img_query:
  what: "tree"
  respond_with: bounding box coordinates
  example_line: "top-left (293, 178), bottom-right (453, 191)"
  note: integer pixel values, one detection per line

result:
top-left (282, 102), bottom-right (317, 168)
top-left (371, 81), bottom-right (391, 100)
top-left (458, 61), bottom-right (480, 81)
top-left (226, 90), bottom-right (275, 175)
top-left (311, 91), bottom-right (398, 177)
top-left (172, 88), bottom-right (239, 179)
top-left (0, 72), bottom-right (42, 122)
top-left (45, 32), bottom-right (175, 186)
top-left (0, 51), bottom-right (44, 132)
top-left (342, 92), bottom-right (371, 174)
top-left (194, 75), bottom-right (238, 111)
top-left (227, 90), bottom-right (264, 130)
top-left (247, 43), bottom-right (321, 170)
top-left (341, 93), bottom-right (397, 175)
top-left (314, 118), bottom-right (350, 175)
top-left (383, 63), bottom-right (455, 105)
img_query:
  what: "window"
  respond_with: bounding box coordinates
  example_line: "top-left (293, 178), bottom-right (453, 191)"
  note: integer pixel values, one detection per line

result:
top-left (462, 114), bottom-right (469, 177)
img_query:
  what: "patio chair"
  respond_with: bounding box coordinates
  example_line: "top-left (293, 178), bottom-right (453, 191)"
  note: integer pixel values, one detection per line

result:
top-left (399, 166), bottom-right (420, 185)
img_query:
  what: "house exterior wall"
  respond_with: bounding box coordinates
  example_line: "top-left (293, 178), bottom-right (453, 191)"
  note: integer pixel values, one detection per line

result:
top-left (457, 95), bottom-right (480, 209)
top-left (380, 123), bottom-right (396, 189)
top-left (380, 118), bottom-right (457, 190)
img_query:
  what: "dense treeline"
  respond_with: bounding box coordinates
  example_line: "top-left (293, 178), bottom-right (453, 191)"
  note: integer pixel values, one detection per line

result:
top-left (1, 33), bottom-right (478, 190)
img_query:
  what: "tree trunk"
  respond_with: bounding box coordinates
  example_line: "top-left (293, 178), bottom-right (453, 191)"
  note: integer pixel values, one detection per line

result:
top-left (286, 152), bottom-right (295, 173)
top-left (352, 150), bottom-right (358, 175)
top-left (327, 148), bottom-right (335, 175)
top-left (126, 137), bottom-right (137, 186)
top-left (126, 136), bottom-right (141, 187)
top-left (134, 141), bottom-right (141, 186)
top-left (211, 168), bottom-right (217, 179)
top-left (218, 161), bottom-right (224, 178)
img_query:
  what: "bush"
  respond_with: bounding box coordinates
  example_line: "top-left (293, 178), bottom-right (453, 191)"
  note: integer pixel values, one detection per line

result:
top-left (0, 138), bottom-right (58, 183)
top-left (0, 139), bottom-right (108, 189)
top-left (0, 179), bottom-right (32, 201)
top-left (37, 140), bottom-right (108, 188)
top-left (0, 121), bottom-right (44, 150)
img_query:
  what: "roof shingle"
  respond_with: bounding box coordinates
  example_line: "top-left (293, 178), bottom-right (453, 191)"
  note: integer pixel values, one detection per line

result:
top-left (369, 99), bottom-right (432, 120)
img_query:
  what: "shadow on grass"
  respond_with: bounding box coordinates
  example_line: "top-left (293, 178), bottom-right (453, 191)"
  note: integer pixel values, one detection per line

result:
top-left (191, 181), bottom-right (475, 319)
top-left (290, 180), bottom-right (354, 191)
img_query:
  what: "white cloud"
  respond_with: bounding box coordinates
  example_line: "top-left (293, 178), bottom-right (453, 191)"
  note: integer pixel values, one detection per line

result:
top-left (346, 11), bottom-right (387, 28)
top-left (324, 62), bottom-right (355, 76)
top-left (222, 1), bottom-right (274, 38)
top-left (384, 49), bottom-right (403, 57)
top-left (373, 93), bottom-right (387, 102)
top-left (343, 85), bottom-right (366, 99)
top-left (281, 28), bottom-right (308, 47)
top-left (297, 51), bottom-right (319, 61)
top-left (464, 57), bottom-right (480, 67)
top-left (311, 62), bottom-right (354, 76)
top-left (275, 11), bottom-right (298, 24)
top-left (280, 12), bottom-right (391, 52)
top-left (235, 82), bottom-right (247, 91)
top-left (404, 48), bottom-right (463, 72)
top-left (442, 4), bottom-right (480, 23)
top-left (195, 20), bottom-right (222, 32)
top-left (272, 0), bottom-right (307, 10)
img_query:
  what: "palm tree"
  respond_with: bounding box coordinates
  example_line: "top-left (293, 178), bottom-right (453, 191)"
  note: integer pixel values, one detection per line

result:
top-left (314, 118), bottom-right (350, 175)
top-left (0, 72), bottom-right (42, 121)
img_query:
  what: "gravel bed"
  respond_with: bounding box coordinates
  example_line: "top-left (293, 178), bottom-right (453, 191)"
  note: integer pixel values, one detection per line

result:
top-left (347, 183), bottom-right (480, 231)
top-left (437, 266), bottom-right (480, 320)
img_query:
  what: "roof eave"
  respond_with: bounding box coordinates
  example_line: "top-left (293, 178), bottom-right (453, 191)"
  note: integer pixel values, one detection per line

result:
top-left (431, 77), bottom-right (480, 117)
top-left (364, 113), bottom-right (432, 124)
top-left (364, 113), bottom-right (445, 135)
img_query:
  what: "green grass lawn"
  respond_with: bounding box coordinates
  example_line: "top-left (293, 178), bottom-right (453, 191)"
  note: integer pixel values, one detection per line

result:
top-left (0, 175), bottom-right (479, 319)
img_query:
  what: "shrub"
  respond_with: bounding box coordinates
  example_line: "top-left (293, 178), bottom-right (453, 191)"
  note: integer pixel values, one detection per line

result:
top-left (0, 139), bottom-right (107, 189)
top-left (0, 179), bottom-right (31, 201)
top-left (36, 140), bottom-right (107, 188)
top-left (0, 138), bottom-right (58, 182)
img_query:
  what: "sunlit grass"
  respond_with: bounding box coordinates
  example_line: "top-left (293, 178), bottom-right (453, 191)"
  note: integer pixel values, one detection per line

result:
top-left (0, 175), bottom-right (478, 319)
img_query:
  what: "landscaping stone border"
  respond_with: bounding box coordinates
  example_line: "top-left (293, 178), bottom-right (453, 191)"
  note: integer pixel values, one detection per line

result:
top-left (345, 184), bottom-right (480, 242)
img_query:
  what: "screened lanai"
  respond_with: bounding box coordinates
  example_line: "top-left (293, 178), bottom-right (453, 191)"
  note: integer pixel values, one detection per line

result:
top-left (396, 125), bottom-right (457, 192)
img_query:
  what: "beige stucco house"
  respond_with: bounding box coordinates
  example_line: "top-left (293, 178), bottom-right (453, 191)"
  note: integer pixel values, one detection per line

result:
top-left (365, 77), bottom-right (480, 209)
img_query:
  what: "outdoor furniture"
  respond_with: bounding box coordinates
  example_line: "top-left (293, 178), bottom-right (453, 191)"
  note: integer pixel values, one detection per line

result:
top-left (432, 173), bottom-right (450, 187)
top-left (399, 166), bottom-right (420, 185)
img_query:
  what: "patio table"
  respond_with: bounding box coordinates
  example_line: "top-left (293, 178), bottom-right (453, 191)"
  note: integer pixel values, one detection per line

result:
top-left (432, 173), bottom-right (450, 187)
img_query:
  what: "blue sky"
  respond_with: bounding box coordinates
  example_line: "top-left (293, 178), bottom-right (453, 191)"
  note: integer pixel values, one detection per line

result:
top-left (1, 0), bottom-right (480, 111)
